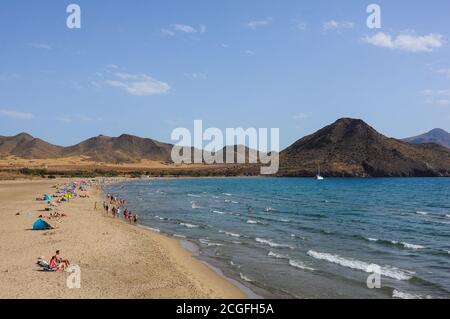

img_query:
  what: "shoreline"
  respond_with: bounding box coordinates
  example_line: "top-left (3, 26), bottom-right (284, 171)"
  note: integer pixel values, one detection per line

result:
top-left (0, 178), bottom-right (246, 298)
top-left (103, 178), bottom-right (285, 299)
top-left (100, 179), bottom-right (263, 299)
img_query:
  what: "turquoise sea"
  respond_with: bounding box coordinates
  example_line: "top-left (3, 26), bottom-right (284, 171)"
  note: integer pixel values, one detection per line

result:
top-left (105, 178), bottom-right (450, 299)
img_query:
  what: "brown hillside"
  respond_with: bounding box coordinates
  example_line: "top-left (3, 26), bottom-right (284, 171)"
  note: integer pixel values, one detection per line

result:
top-left (62, 134), bottom-right (173, 163)
top-left (280, 118), bottom-right (450, 177)
top-left (0, 133), bottom-right (62, 159)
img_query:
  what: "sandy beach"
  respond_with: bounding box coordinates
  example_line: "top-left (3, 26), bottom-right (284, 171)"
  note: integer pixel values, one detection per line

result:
top-left (0, 178), bottom-right (246, 299)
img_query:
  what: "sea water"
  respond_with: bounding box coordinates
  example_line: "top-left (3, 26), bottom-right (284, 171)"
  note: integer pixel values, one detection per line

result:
top-left (105, 177), bottom-right (450, 299)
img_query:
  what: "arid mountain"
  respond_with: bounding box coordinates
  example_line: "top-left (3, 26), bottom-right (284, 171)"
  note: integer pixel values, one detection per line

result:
top-left (403, 128), bottom-right (450, 148)
top-left (2, 120), bottom-right (450, 177)
top-left (279, 118), bottom-right (450, 177)
top-left (0, 133), bottom-right (62, 159)
top-left (0, 133), bottom-right (173, 163)
top-left (219, 145), bottom-right (260, 163)
top-left (62, 134), bottom-right (174, 163)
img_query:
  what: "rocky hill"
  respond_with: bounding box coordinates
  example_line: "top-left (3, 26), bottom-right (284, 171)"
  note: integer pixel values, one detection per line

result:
top-left (279, 118), bottom-right (450, 177)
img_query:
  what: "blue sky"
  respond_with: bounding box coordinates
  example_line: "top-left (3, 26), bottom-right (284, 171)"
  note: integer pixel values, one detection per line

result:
top-left (1, 0), bottom-right (450, 148)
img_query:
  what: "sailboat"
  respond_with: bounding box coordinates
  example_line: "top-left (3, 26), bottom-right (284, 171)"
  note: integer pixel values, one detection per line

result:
top-left (316, 164), bottom-right (324, 180)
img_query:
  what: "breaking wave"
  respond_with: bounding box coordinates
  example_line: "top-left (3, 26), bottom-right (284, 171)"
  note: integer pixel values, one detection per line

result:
top-left (180, 222), bottom-right (199, 228)
top-left (289, 259), bottom-right (315, 271)
top-left (199, 239), bottom-right (224, 247)
top-left (219, 230), bottom-right (241, 238)
top-left (392, 289), bottom-right (422, 299)
top-left (256, 238), bottom-right (294, 249)
top-left (307, 250), bottom-right (413, 280)
top-left (239, 273), bottom-right (253, 282)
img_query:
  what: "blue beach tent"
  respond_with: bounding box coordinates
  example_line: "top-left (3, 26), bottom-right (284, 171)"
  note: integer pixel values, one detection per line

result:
top-left (43, 194), bottom-right (52, 201)
top-left (32, 218), bottom-right (53, 230)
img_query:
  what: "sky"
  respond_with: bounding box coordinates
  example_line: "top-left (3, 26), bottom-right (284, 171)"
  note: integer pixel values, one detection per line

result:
top-left (0, 0), bottom-right (450, 149)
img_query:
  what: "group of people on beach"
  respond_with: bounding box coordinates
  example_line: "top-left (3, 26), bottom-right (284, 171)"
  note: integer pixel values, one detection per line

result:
top-left (37, 250), bottom-right (70, 272)
top-left (102, 194), bottom-right (138, 224)
top-left (49, 250), bottom-right (70, 271)
top-left (34, 180), bottom-right (94, 272)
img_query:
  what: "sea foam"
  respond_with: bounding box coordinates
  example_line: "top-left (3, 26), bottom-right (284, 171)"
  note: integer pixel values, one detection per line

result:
top-left (268, 251), bottom-right (289, 259)
top-left (392, 289), bottom-right (421, 299)
top-left (307, 250), bottom-right (413, 280)
top-left (401, 242), bottom-right (425, 250)
top-left (180, 222), bottom-right (199, 228)
top-left (199, 239), bottom-right (223, 247)
top-left (289, 259), bottom-right (315, 271)
top-left (256, 238), bottom-right (294, 249)
top-left (219, 230), bottom-right (241, 238)
top-left (239, 273), bottom-right (253, 282)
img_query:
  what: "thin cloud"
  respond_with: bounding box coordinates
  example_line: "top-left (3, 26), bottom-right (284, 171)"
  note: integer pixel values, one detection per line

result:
top-left (292, 113), bottom-right (309, 120)
top-left (0, 109), bottom-right (35, 120)
top-left (421, 89), bottom-right (450, 96)
top-left (292, 19), bottom-right (307, 31)
top-left (56, 116), bottom-right (73, 123)
top-left (105, 73), bottom-right (170, 96)
top-left (91, 81), bottom-right (101, 87)
top-left (244, 49), bottom-right (255, 55)
top-left (437, 69), bottom-right (450, 77)
top-left (364, 32), bottom-right (443, 53)
top-left (163, 24), bottom-right (207, 36)
top-left (425, 99), bottom-right (450, 107)
top-left (171, 24), bottom-right (197, 33)
top-left (161, 29), bottom-right (175, 37)
top-left (435, 100), bottom-right (450, 106)
top-left (185, 73), bottom-right (207, 80)
top-left (247, 17), bottom-right (273, 30)
top-left (56, 114), bottom-right (97, 123)
top-left (421, 89), bottom-right (450, 106)
top-left (323, 20), bottom-right (354, 32)
top-left (27, 42), bottom-right (52, 50)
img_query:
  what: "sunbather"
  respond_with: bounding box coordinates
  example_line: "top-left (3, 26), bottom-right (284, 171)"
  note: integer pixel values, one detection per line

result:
top-left (37, 257), bottom-right (56, 271)
top-left (49, 256), bottom-right (60, 270)
top-left (55, 250), bottom-right (70, 269)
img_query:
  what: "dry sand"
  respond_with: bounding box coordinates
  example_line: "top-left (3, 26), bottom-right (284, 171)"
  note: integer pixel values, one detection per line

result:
top-left (0, 155), bottom-right (227, 172)
top-left (0, 178), bottom-right (246, 299)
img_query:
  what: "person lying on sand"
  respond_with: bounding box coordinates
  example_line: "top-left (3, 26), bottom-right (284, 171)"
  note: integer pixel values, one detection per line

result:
top-left (37, 257), bottom-right (57, 271)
